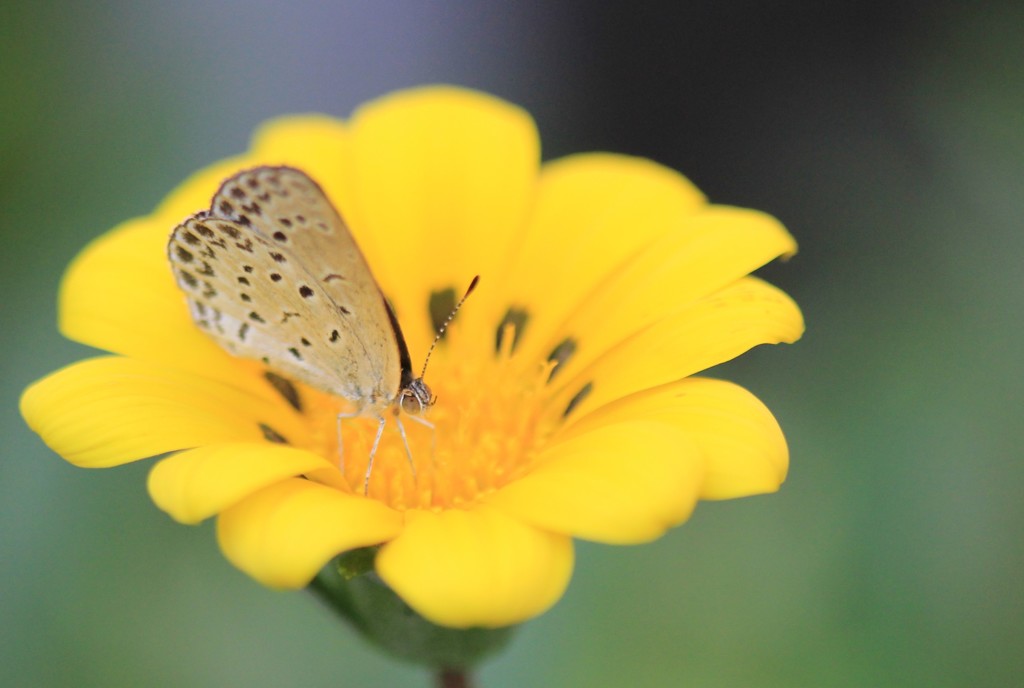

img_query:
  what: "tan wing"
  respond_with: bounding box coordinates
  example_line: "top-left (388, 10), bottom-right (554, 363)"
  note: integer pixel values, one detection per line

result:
top-left (167, 167), bottom-right (401, 411)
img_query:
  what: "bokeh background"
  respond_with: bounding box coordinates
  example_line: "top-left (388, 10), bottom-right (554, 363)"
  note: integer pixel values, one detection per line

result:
top-left (3, 2), bottom-right (1022, 686)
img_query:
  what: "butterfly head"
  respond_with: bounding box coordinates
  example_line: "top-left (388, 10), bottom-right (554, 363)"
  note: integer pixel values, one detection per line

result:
top-left (399, 377), bottom-right (435, 415)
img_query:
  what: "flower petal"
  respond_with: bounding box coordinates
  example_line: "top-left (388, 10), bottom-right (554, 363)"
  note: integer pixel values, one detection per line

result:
top-left (376, 506), bottom-right (573, 628)
top-left (251, 115), bottom-right (350, 182)
top-left (489, 419), bottom-right (703, 544)
top-left (156, 116), bottom-right (349, 227)
top-left (548, 276), bottom-right (804, 419)
top-left (496, 153), bottom-right (707, 363)
top-left (19, 356), bottom-right (304, 467)
top-left (341, 86), bottom-right (541, 354)
top-left (217, 478), bottom-right (402, 589)
top-left (563, 378), bottom-right (789, 499)
top-left (148, 443), bottom-right (331, 524)
top-left (550, 206), bottom-right (797, 364)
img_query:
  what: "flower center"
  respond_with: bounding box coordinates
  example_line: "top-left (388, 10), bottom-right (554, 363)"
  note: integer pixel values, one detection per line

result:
top-left (305, 327), bottom-right (555, 510)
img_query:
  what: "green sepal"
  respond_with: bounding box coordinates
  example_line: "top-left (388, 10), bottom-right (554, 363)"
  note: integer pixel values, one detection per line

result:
top-left (308, 547), bottom-right (517, 669)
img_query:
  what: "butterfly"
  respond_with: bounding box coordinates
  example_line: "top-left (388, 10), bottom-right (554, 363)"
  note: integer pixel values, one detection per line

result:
top-left (166, 166), bottom-right (469, 491)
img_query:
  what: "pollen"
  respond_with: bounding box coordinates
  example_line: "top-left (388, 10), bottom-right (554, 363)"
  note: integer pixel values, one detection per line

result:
top-left (305, 325), bottom-right (556, 510)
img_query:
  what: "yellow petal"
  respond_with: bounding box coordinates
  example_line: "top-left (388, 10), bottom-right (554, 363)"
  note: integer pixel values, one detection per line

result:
top-left (19, 356), bottom-right (303, 467)
top-left (156, 116), bottom-right (349, 225)
top-left (548, 277), bottom-right (804, 418)
top-left (154, 155), bottom-right (254, 225)
top-left (496, 153), bottom-right (707, 364)
top-left (217, 478), bottom-right (402, 589)
top-left (148, 443), bottom-right (331, 524)
top-left (564, 378), bottom-right (789, 499)
top-left (341, 86), bottom-right (541, 354)
top-left (251, 114), bottom-right (350, 178)
top-left (376, 506), bottom-right (573, 628)
top-left (249, 114), bottom-right (353, 222)
top-left (489, 419), bottom-right (703, 543)
top-left (551, 206), bottom-right (797, 363)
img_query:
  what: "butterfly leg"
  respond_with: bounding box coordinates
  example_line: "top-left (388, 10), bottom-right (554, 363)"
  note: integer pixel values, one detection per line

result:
top-left (393, 415), bottom-right (419, 485)
top-left (335, 409), bottom-right (360, 475)
top-left (404, 413), bottom-right (437, 459)
top-left (361, 415), bottom-right (388, 495)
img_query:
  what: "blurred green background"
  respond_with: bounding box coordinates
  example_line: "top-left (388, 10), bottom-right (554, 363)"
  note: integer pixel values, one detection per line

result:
top-left (3, 2), bottom-right (1022, 686)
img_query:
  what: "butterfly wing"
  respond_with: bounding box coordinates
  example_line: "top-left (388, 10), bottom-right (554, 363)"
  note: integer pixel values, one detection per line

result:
top-left (167, 166), bottom-right (402, 411)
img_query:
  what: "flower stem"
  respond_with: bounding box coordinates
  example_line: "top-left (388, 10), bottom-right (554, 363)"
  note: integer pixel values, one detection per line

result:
top-left (437, 668), bottom-right (474, 688)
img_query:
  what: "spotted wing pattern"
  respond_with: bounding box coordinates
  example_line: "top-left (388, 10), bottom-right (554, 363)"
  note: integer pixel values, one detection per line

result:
top-left (167, 166), bottom-right (401, 412)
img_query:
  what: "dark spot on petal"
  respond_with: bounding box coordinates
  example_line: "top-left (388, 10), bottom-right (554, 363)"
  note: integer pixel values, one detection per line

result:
top-left (324, 273), bottom-right (345, 282)
top-left (237, 276), bottom-right (250, 285)
top-left (281, 311), bottom-right (300, 323)
top-left (563, 382), bottom-right (593, 418)
top-left (329, 329), bottom-right (340, 342)
top-left (236, 215), bottom-right (251, 227)
top-left (194, 223), bottom-right (214, 238)
top-left (300, 337), bottom-right (311, 347)
top-left (246, 177), bottom-right (259, 189)
top-left (259, 423), bottom-right (289, 444)
top-left (496, 307), bottom-right (529, 353)
top-left (249, 311), bottom-right (265, 323)
top-left (273, 231), bottom-right (287, 242)
top-left (338, 305), bottom-right (350, 315)
top-left (270, 252), bottom-right (286, 263)
top-left (181, 231), bottom-right (200, 246)
top-left (196, 262), bottom-right (215, 277)
top-left (295, 214), bottom-right (306, 223)
top-left (288, 347), bottom-right (301, 360)
top-left (174, 246), bottom-right (194, 263)
top-left (429, 288), bottom-right (456, 336)
top-left (547, 338), bottom-right (577, 382)
top-left (194, 301), bottom-right (207, 316)
top-left (279, 218), bottom-right (292, 228)
top-left (218, 200), bottom-right (234, 214)
top-left (240, 293), bottom-right (251, 302)
top-left (230, 187), bottom-right (246, 200)
top-left (201, 283), bottom-right (217, 299)
top-left (235, 238), bottom-right (254, 252)
top-left (238, 322), bottom-right (249, 341)
top-left (264, 371), bottom-right (302, 412)
top-left (270, 273), bottom-right (282, 282)
top-left (299, 285), bottom-right (313, 298)
top-left (243, 265), bottom-right (254, 273)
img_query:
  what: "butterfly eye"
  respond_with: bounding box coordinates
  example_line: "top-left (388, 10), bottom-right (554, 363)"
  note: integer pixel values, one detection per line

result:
top-left (400, 393), bottom-right (421, 414)
top-left (401, 379), bottom-right (434, 415)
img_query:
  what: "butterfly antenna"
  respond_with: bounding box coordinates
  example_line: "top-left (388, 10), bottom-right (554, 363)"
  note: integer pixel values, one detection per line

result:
top-left (420, 275), bottom-right (480, 379)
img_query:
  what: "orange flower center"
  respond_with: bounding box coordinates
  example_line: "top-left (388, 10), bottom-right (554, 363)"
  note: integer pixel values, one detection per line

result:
top-left (305, 327), bottom-right (556, 510)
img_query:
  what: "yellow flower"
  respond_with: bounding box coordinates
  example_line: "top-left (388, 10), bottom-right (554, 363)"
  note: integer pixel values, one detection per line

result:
top-left (20, 86), bottom-right (803, 629)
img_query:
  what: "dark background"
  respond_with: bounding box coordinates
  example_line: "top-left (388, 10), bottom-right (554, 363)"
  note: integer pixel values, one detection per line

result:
top-left (3, 2), bottom-right (1021, 686)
